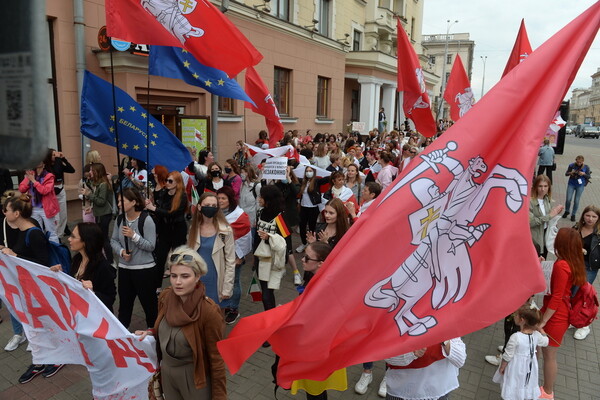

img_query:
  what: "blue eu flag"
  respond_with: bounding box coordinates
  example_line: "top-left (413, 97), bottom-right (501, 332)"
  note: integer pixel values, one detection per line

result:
top-left (80, 71), bottom-right (192, 172)
top-left (149, 46), bottom-right (255, 105)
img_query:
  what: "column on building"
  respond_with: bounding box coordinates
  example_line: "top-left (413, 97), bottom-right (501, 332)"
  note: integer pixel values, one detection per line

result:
top-left (358, 76), bottom-right (381, 132)
top-left (381, 84), bottom-right (397, 132)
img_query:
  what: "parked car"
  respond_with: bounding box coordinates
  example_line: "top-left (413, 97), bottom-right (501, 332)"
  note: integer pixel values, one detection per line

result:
top-left (577, 125), bottom-right (600, 139)
top-left (565, 125), bottom-right (575, 135)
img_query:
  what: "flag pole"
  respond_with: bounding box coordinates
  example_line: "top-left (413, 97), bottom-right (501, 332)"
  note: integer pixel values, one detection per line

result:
top-left (243, 104), bottom-right (247, 144)
top-left (146, 65), bottom-right (151, 199)
top-left (109, 45), bottom-right (129, 254)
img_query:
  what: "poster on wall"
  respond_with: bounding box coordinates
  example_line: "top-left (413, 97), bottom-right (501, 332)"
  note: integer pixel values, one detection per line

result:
top-left (179, 116), bottom-right (210, 152)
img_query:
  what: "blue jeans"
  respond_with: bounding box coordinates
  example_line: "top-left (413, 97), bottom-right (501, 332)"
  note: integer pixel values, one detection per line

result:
top-left (586, 266), bottom-right (598, 285)
top-left (222, 265), bottom-right (242, 311)
top-left (11, 313), bottom-right (23, 335)
top-left (565, 184), bottom-right (585, 216)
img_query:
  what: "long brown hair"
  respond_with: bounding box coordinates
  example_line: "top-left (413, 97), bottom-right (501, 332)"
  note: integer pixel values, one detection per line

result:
top-left (554, 227), bottom-right (586, 286)
top-left (90, 163), bottom-right (112, 192)
top-left (300, 166), bottom-right (317, 194)
top-left (576, 205), bottom-right (600, 232)
top-left (187, 192), bottom-right (229, 247)
top-left (531, 174), bottom-right (552, 200)
top-left (168, 171), bottom-right (185, 213)
top-left (325, 198), bottom-right (350, 244)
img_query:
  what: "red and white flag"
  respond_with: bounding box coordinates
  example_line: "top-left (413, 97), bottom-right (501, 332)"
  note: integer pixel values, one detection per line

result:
top-left (443, 55), bottom-right (475, 122)
top-left (105, 0), bottom-right (262, 77)
top-left (217, 3), bottom-right (600, 387)
top-left (224, 206), bottom-right (253, 258)
top-left (502, 19), bottom-right (533, 77)
top-left (396, 19), bottom-right (436, 137)
top-left (245, 67), bottom-right (284, 147)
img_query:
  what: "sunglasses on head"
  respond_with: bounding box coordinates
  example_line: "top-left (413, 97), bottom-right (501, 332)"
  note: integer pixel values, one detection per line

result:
top-left (170, 253), bottom-right (194, 263)
top-left (166, 178), bottom-right (174, 183)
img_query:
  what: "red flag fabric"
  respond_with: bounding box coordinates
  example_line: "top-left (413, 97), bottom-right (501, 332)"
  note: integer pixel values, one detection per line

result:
top-left (396, 19), bottom-right (437, 137)
top-left (502, 19), bottom-right (533, 77)
top-left (105, 0), bottom-right (262, 77)
top-left (217, 2), bottom-right (600, 387)
top-left (245, 66), bottom-right (284, 147)
top-left (443, 55), bottom-right (475, 122)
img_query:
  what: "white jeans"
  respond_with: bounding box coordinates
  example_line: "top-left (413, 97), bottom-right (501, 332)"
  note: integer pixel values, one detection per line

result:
top-left (55, 188), bottom-right (68, 236)
top-left (31, 207), bottom-right (59, 243)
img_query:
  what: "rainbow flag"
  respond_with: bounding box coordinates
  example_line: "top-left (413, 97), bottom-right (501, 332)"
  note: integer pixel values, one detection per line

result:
top-left (275, 213), bottom-right (291, 238)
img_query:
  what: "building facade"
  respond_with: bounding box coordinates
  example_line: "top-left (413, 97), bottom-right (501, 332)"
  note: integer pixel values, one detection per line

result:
top-left (421, 32), bottom-right (475, 120)
top-left (44, 0), bottom-right (430, 199)
top-left (569, 67), bottom-right (600, 125)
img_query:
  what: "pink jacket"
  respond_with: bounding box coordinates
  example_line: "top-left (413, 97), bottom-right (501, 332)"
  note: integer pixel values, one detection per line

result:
top-left (19, 173), bottom-right (60, 218)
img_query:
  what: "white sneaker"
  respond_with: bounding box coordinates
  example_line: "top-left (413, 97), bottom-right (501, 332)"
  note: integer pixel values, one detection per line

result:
top-left (4, 334), bottom-right (26, 352)
top-left (354, 372), bottom-right (372, 394)
top-left (378, 376), bottom-right (387, 397)
top-left (294, 273), bottom-right (302, 286)
top-left (295, 243), bottom-right (307, 253)
top-left (497, 345), bottom-right (504, 353)
top-left (485, 354), bottom-right (501, 366)
top-left (574, 326), bottom-right (591, 340)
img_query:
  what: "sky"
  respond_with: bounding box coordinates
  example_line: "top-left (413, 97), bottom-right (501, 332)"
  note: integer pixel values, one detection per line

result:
top-left (422, 0), bottom-right (600, 101)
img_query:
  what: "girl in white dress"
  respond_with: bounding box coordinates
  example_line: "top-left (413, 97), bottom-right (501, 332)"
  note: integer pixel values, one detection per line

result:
top-left (493, 304), bottom-right (549, 400)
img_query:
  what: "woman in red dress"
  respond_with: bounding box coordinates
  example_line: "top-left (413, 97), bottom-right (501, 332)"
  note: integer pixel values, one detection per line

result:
top-left (539, 227), bottom-right (586, 399)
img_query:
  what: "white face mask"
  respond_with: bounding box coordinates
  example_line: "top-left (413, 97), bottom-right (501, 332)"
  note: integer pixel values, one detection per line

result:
top-left (305, 171), bottom-right (314, 179)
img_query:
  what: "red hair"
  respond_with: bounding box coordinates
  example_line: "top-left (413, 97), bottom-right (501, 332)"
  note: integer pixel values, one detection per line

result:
top-left (554, 227), bottom-right (586, 286)
top-left (154, 165), bottom-right (168, 187)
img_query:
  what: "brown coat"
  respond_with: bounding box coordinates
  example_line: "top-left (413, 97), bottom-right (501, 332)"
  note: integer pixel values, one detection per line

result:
top-left (154, 288), bottom-right (227, 399)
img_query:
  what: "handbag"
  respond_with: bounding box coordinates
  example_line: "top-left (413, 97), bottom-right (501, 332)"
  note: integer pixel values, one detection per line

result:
top-left (148, 369), bottom-right (164, 400)
top-left (551, 163), bottom-right (557, 171)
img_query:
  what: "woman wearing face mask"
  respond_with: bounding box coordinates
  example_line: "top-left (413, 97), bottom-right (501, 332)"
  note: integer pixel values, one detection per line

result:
top-left (146, 171), bottom-right (189, 287)
top-left (204, 162), bottom-right (228, 193)
top-left (296, 166), bottom-right (328, 254)
top-left (223, 159), bottom-right (242, 201)
top-left (238, 164), bottom-right (262, 240)
top-left (187, 193), bottom-right (235, 307)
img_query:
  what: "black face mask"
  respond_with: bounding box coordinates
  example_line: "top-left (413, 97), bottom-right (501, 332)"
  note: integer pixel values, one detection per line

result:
top-left (224, 167), bottom-right (232, 174)
top-left (200, 206), bottom-right (218, 218)
top-left (211, 170), bottom-right (221, 177)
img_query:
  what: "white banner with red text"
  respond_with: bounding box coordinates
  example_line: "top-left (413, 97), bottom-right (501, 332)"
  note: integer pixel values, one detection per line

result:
top-left (0, 253), bottom-right (157, 400)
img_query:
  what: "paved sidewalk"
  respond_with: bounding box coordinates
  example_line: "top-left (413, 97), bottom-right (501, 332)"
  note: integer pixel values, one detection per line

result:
top-left (1, 135), bottom-right (600, 399)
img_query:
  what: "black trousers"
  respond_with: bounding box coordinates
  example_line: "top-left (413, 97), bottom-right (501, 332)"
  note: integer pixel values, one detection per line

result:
top-left (537, 165), bottom-right (553, 183)
top-left (307, 392), bottom-right (327, 399)
top-left (96, 214), bottom-right (114, 265)
top-left (259, 279), bottom-right (276, 311)
top-left (299, 206), bottom-right (320, 245)
top-left (154, 221), bottom-right (188, 288)
top-left (118, 267), bottom-right (158, 328)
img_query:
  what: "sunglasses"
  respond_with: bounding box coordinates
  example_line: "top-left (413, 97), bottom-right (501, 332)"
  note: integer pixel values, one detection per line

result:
top-left (410, 151), bottom-right (417, 154)
top-left (166, 178), bottom-right (174, 183)
top-left (302, 255), bottom-right (322, 263)
top-left (170, 253), bottom-right (194, 263)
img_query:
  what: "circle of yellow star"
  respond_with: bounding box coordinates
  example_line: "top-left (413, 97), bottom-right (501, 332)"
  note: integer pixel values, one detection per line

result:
top-left (152, 133), bottom-right (158, 138)
top-left (133, 145), bottom-right (140, 150)
top-left (151, 140), bottom-right (157, 146)
top-left (109, 127), bottom-right (114, 132)
top-left (149, 123), bottom-right (155, 128)
top-left (122, 143), bottom-right (129, 149)
top-left (217, 79), bottom-right (225, 86)
top-left (204, 80), bottom-right (212, 87)
top-left (110, 115), bottom-right (115, 121)
top-left (141, 112), bottom-right (147, 118)
top-left (129, 106), bottom-right (136, 112)
top-left (117, 106), bottom-right (125, 112)
top-left (193, 73), bottom-right (200, 79)
top-left (183, 61), bottom-right (191, 68)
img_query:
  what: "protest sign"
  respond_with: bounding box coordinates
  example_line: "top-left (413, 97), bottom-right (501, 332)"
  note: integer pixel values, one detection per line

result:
top-left (261, 157), bottom-right (288, 180)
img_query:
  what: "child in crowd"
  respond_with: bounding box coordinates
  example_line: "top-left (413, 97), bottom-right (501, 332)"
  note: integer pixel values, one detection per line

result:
top-left (493, 304), bottom-right (549, 400)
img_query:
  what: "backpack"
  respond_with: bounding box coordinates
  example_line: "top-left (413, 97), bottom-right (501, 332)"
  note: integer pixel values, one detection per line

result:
top-left (566, 282), bottom-right (599, 328)
top-left (25, 227), bottom-right (71, 275)
top-left (116, 210), bottom-right (150, 238)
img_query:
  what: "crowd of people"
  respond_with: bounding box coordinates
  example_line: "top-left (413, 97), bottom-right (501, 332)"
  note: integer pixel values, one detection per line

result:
top-left (0, 126), bottom-right (597, 400)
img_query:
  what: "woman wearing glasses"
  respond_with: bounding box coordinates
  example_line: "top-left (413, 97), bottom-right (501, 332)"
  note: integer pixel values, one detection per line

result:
top-left (146, 171), bottom-right (189, 288)
top-left (187, 192), bottom-right (235, 307)
top-left (136, 246), bottom-right (227, 400)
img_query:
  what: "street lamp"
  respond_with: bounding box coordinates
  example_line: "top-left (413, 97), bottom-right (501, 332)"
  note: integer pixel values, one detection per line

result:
top-left (437, 19), bottom-right (458, 121)
top-left (480, 55), bottom-right (488, 99)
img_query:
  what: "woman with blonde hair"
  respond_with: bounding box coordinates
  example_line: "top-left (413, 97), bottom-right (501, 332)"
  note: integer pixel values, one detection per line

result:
top-left (136, 245), bottom-right (227, 399)
top-left (187, 192), bottom-right (235, 306)
top-left (313, 142), bottom-right (330, 170)
top-left (529, 174), bottom-right (564, 258)
top-left (146, 171), bottom-right (189, 287)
